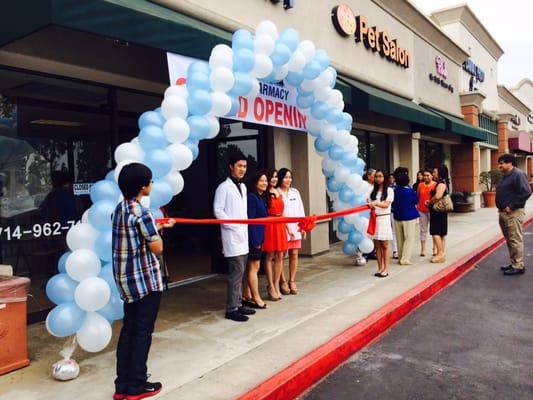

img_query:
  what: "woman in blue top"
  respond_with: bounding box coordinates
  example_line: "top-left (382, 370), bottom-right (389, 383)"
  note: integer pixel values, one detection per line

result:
top-left (243, 170), bottom-right (269, 309)
top-left (392, 168), bottom-right (419, 265)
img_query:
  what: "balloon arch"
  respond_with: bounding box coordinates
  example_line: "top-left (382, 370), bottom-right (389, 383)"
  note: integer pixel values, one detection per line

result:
top-left (45, 21), bottom-right (374, 353)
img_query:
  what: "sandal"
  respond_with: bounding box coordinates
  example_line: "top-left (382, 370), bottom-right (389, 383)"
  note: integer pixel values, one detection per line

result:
top-left (279, 281), bottom-right (291, 295)
top-left (249, 300), bottom-right (268, 309)
top-left (288, 280), bottom-right (298, 295)
top-left (267, 286), bottom-right (280, 301)
top-left (377, 272), bottom-right (389, 278)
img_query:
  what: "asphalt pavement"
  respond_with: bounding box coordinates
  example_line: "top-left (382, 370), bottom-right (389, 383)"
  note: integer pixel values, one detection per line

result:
top-left (304, 224), bottom-right (533, 400)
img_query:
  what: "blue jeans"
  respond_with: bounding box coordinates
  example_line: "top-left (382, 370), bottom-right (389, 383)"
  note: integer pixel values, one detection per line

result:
top-left (115, 291), bottom-right (162, 394)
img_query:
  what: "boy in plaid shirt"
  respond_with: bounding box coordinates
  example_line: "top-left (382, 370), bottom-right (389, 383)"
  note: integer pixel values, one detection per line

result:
top-left (112, 163), bottom-right (174, 400)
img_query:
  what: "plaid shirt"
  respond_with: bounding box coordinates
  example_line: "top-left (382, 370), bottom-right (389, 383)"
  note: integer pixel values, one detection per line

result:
top-left (112, 199), bottom-right (163, 303)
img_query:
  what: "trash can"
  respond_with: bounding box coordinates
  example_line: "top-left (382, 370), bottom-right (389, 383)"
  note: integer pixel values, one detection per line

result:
top-left (0, 275), bottom-right (31, 375)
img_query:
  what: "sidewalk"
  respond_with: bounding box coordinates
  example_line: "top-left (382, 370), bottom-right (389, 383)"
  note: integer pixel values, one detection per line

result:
top-left (1, 202), bottom-right (532, 400)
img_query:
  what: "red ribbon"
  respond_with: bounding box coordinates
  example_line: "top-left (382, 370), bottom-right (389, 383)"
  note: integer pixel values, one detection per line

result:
top-left (366, 208), bottom-right (377, 236)
top-left (156, 204), bottom-right (370, 233)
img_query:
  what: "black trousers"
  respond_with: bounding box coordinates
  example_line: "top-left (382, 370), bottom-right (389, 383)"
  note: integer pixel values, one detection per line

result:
top-left (115, 291), bottom-right (162, 394)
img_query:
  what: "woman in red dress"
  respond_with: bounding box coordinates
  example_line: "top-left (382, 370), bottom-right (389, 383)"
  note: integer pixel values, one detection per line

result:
top-left (263, 169), bottom-right (289, 301)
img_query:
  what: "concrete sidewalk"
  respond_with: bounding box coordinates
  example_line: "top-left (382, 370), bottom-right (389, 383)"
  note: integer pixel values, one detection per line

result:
top-left (1, 202), bottom-right (532, 400)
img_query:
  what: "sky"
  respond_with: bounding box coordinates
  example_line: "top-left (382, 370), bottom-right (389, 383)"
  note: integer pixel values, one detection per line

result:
top-left (410, 0), bottom-right (533, 87)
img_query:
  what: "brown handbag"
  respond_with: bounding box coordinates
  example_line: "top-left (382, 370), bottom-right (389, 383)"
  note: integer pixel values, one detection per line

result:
top-left (433, 194), bottom-right (453, 213)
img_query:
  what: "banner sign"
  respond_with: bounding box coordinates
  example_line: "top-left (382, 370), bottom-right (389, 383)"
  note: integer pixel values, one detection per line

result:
top-left (166, 52), bottom-right (307, 131)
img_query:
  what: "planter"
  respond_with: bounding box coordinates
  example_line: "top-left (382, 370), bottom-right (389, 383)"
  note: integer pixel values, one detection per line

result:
top-left (482, 191), bottom-right (496, 208)
top-left (453, 202), bottom-right (474, 213)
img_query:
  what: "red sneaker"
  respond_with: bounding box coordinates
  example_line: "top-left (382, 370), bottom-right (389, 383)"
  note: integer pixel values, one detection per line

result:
top-left (126, 382), bottom-right (162, 400)
top-left (113, 393), bottom-right (127, 400)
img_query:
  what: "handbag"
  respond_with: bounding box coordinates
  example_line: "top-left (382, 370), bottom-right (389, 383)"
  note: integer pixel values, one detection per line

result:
top-left (433, 194), bottom-right (453, 213)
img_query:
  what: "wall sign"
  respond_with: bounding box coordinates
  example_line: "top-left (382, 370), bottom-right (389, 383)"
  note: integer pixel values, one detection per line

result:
top-left (462, 58), bottom-right (485, 82)
top-left (331, 4), bottom-right (411, 69)
top-left (73, 182), bottom-right (94, 196)
top-left (429, 56), bottom-right (453, 93)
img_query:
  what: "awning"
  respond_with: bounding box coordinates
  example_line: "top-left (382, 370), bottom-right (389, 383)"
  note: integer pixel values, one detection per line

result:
top-left (338, 76), bottom-right (446, 131)
top-left (425, 107), bottom-right (488, 142)
top-left (508, 130), bottom-right (532, 153)
top-left (1, 0), bottom-right (231, 60)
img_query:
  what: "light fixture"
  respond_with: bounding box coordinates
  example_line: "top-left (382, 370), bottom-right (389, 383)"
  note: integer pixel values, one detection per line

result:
top-left (30, 119), bottom-right (87, 127)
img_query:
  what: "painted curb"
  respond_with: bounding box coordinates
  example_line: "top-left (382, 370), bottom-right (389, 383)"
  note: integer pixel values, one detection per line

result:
top-left (238, 216), bottom-right (533, 400)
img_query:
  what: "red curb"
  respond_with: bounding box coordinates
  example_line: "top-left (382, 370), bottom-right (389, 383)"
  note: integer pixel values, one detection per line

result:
top-left (238, 215), bottom-right (533, 400)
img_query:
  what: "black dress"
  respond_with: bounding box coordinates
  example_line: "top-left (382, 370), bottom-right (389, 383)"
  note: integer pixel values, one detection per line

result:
top-left (429, 180), bottom-right (448, 236)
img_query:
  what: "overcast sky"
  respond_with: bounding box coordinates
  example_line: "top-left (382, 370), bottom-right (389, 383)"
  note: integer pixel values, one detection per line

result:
top-left (410, 0), bottom-right (532, 87)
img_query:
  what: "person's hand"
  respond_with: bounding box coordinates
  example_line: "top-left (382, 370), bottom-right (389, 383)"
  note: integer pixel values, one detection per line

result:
top-left (368, 201), bottom-right (375, 209)
top-left (503, 206), bottom-right (512, 214)
top-left (162, 218), bottom-right (176, 229)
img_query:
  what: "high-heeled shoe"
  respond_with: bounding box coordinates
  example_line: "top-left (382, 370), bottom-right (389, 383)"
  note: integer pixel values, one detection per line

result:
top-left (288, 280), bottom-right (298, 295)
top-left (267, 286), bottom-right (280, 301)
top-left (279, 281), bottom-right (291, 295)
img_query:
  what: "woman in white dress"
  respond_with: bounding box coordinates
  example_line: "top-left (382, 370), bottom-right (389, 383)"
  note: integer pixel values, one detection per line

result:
top-left (368, 170), bottom-right (394, 278)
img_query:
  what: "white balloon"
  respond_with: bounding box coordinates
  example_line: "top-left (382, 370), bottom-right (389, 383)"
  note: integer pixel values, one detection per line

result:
top-left (307, 117), bottom-right (324, 133)
top-left (359, 237), bottom-right (374, 253)
top-left (163, 118), bottom-right (190, 144)
top-left (76, 312), bottom-right (112, 353)
top-left (248, 79), bottom-right (260, 97)
top-left (354, 179), bottom-right (369, 195)
top-left (66, 223), bottom-right (98, 251)
top-left (334, 166), bottom-right (351, 183)
top-left (254, 34), bottom-right (275, 56)
top-left (166, 143), bottom-right (193, 171)
top-left (206, 116), bottom-right (220, 139)
top-left (333, 200), bottom-right (350, 211)
top-left (333, 130), bottom-right (351, 147)
top-left (317, 69), bottom-right (334, 88)
top-left (287, 50), bottom-right (306, 72)
top-left (320, 126), bottom-right (337, 142)
top-left (209, 67), bottom-right (235, 93)
top-left (354, 216), bottom-right (370, 233)
top-left (336, 231), bottom-right (349, 241)
top-left (66, 249), bottom-right (101, 282)
top-left (274, 64), bottom-right (289, 81)
top-left (346, 135), bottom-right (358, 152)
top-left (328, 89), bottom-right (343, 107)
top-left (114, 142), bottom-right (145, 164)
top-left (346, 174), bottom-right (363, 191)
top-left (315, 86), bottom-right (332, 103)
top-left (210, 92), bottom-right (232, 116)
top-left (252, 54), bottom-right (273, 79)
top-left (140, 196), bottom-right (150, 208)
top-left (81, 210), bottom-right (89, 223)
top-left (74, 277), bottom-right (111, 312)
top-left (164, 85), bottom-right (188, 99)
top-left (300, 79), bottom-right (316, 93)
top-left (161, 96), bottom-right (188, 120)
top-left (344, 213), bottom-right (359, 225)
top-left (164, 171), bottom-right (185, 195)
top-left (298, 40), bottom-right (316, 62)
top-left (130, 137), bottom-right (139, 145)
top-left (256, 20), bottom-right (278, 40)
top-left (209, 44), bottom-right (233, 69)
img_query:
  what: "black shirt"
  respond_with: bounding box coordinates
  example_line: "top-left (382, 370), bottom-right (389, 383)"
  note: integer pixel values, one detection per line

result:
top-left (495, 167), bottom-right (531, 210)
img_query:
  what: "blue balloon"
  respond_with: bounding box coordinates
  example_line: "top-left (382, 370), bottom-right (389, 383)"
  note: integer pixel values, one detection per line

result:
top-left (150, 180), bottom-right (173, 208)
top-left (187, 89), bottom-right (212, 116)
top-left (231, 72), bottom-right (253, 96)
top-left (88, 200), bottom-right (116, 231)
top-left (186, 71), bottom-right (211, 92)
top-left (337, 112), bottom-right (353, 130)
top-left (139, 126), bottom-right (167, 151)
top-left (183, 138), bottom-right (200, 160)
top-left (99, 263), bottom-right (116, 289)
top-left (342, 152), bottom-right (358, 168)
top-left (145, 149), bottom-right (173, 180)
top-left (90, 180), bottom-right (120, 204)
top-left (46, 273), bottom-right (78, 305)
top-left (187, 115), bottom-right (211, 140)
top-left (57, 251), bottom-right (71, 273)
top-left (296, 86), bottom-right (313, 96)
top-left (279, 28), bottom-right (300, 52)
top-left (326, 108), bottom-right (343, 124)
top-left (285, 71), bottom-right (304, 87)
top-left (271, 43), bottom-right (291, 66)
top-left (233, 48), bottom-right (256, 73)
top-left (348, 230), bottom-right (364, 246)
top-left (47, 302), bottom-right (86, 337)
top-left (296, 94), bottom-right (314, 109)
top-left (310, 101), bottom-right (328, 119)
top-left (328, 144), bottom-right (345, 161)
top-left (338, 219), bottom-right (354, 234)
top-left (95, 229), bottom-right (113, 262)
top-left (138, 111), bottom-right (165, 130)
top-left (187, 60), bottom-right (210, 76)
top-left (354, 157), bottom-right (366, 175)
top-left (328, 67), bottom-right (337, 88)
top-left (314, 137), bottom-right (333, 152)
top-left (340, 187), bottom-right (356, 203)
top-left (105, 170), bottom-right (115, 181)
top-left (342, 241), bottom-right (358, 255)
top-left (262, 69), bottom-right (278, 84)
top-left (322, 167), bottom-right (334, 178)
top-left (98, 292), bottom-right (124, 322)
top-left (227, 96), bottom-right (240, 117)
top-left (232, 29), bottom-right (254, 50)
top-left (326, 177), bottom-right (343, 192)
top-left (302, 60), bottom-right (322, 80)
top-left (315, 49), bottom-right (331, 71)
top-left (354, 195), bottom-right (367, 206)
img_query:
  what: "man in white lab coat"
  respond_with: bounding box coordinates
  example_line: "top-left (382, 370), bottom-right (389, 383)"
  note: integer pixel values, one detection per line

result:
top-left (213, 151), bottom-right (256, 322)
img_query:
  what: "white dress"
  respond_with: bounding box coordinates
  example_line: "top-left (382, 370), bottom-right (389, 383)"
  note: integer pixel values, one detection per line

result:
top-left (371, 187), bottom-right (394, 241)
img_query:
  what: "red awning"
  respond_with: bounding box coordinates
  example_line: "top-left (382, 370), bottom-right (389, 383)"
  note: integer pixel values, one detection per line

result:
top-left (508, 130), bottom-right (532, 153)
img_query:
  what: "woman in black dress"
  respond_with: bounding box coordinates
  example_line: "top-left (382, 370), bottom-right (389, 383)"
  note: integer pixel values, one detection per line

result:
top-left (427, 165), bottom-right (449, 263)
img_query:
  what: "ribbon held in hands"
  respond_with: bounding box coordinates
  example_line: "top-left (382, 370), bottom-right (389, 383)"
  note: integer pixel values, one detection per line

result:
top-left (156, 204), bottom-right (371, 233)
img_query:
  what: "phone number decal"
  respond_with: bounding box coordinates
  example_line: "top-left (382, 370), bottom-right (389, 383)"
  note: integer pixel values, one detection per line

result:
top-left (0, 221), bottom-right (76, 241)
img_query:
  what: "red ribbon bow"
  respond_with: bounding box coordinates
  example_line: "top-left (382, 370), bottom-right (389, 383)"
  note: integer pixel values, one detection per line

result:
top-left (297, 215), bottom-right (317, 233)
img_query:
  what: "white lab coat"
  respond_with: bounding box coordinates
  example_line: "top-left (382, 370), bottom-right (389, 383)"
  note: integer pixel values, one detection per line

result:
top-left (213, 177), bottom-right (249, 257)
top-left (281, 187), bottom-right (305, 241)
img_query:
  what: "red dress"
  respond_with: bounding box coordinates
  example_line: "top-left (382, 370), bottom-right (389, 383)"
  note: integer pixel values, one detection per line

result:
top-left (262, 193), bottom-right (288, 252)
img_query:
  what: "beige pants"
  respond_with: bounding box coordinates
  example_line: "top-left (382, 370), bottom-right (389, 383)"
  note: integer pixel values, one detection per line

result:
top-left (395, 219), bottom-right (417, 263)
top-left (499, 209), bottom-right (526, 269)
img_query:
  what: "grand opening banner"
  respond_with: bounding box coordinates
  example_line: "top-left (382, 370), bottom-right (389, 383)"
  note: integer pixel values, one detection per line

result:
top-left (167, 52), bottom-right (308, 132)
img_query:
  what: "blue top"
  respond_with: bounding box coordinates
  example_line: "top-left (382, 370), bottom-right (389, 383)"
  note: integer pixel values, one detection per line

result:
top-left (247, 192), bottom-right (268, 248)
top-left (393, 186), bottom-right (419, 221)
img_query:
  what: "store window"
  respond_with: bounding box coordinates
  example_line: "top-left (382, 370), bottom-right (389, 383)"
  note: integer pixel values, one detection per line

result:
top-left (352, 129), bottom-right (389, 172)
top-left (419, 140), bottom-right (444, 171)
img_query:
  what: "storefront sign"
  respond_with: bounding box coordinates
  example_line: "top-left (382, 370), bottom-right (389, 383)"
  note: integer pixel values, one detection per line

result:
top-left (73, 182), bottom-right (94, 196)
top-left (331, 4), bottom-right (411, 68)
top-left (429, 56), bottom-right (453, 93)
top-left (462, 58), bottom-right (485, 82)
top-left (166, 53), bottom-right (307, 131)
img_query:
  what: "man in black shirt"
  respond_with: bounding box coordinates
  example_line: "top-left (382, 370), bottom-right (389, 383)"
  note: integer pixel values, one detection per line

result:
top-left (495, 154), bottom-right (531, 276)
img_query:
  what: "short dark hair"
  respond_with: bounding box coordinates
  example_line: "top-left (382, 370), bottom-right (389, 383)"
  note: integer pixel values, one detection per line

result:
top-left (247, 170), bottom-right (269, 201)
top-left (498, 153), bottom-right (515, 165)
top-left (276, 168), bottom-right (292, 188)
top-left (118, 163), bottom-right (152, 199)
top-left (228, 151), bottom-right (247, 167)
top-left (396, 172), bottom-right (410, 186)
